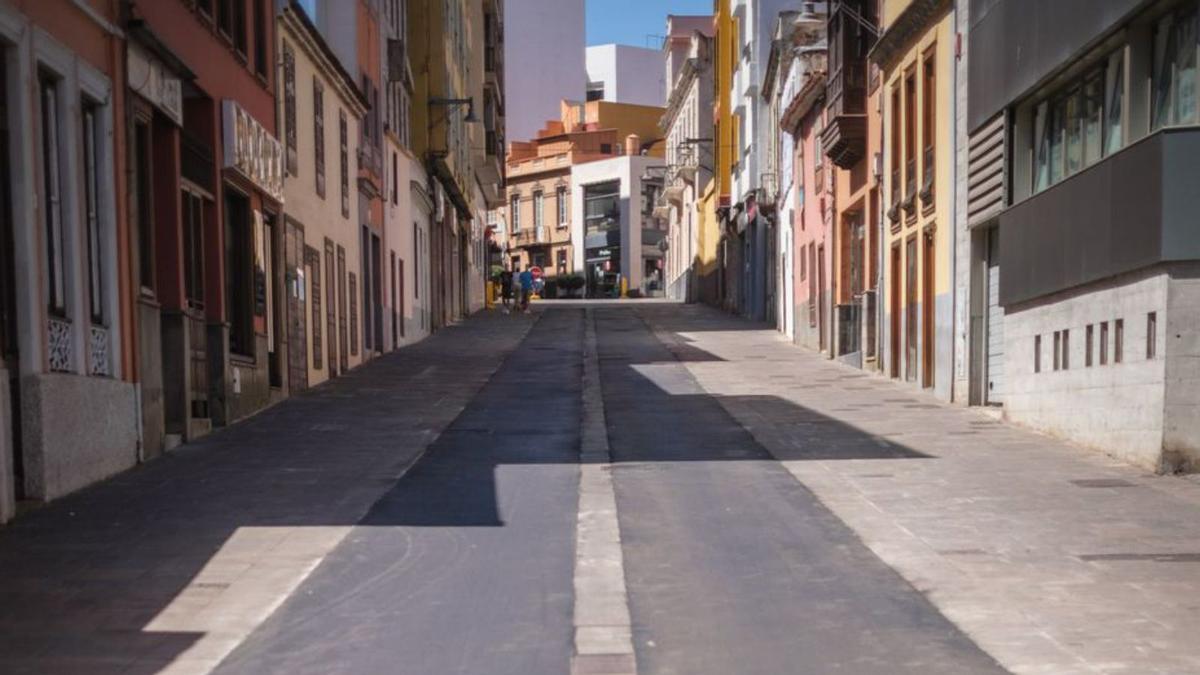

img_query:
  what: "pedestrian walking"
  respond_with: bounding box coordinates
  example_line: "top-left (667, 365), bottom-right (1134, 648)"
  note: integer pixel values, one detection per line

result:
top-left (518, 266), bottom-right (534, 313)
top-left (499, 267), bottom-right (514, 312)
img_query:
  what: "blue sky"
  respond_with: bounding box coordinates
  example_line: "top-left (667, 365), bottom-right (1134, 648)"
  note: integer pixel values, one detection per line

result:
top-left (586, 0), bottom-right (713, 48)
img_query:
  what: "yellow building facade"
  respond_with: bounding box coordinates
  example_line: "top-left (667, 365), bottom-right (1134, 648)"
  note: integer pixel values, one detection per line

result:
top-left (711, 0), bottom-right (735, 307)
top-left (874, 0), bottom-right (955, 398)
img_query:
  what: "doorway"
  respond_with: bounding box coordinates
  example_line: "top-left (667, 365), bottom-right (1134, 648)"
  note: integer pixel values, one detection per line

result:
top-left (285, 219), bottom-right (307, 392)
top-left (817, 245), bottom-right (826, 352)
top-left (905, 236), bottom-right (918, 382)
top-left (921, 230), bottom-right (935, 388)
top-left (890, 244), bottom-right (901, 379)
top-left (0, 51), bottom-right (23, 500)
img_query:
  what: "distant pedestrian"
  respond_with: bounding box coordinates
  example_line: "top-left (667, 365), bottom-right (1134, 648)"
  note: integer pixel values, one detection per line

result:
top-left (499, 268), bottom-right (514, 311)
top-left (518, 267), bottom-right (534, 312)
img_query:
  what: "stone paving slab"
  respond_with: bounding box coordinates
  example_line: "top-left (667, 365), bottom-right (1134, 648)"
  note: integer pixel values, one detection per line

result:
top-left (638, 303), bottom-right (1200, 675)
top-left (0, 311), bottom-right (534, 675)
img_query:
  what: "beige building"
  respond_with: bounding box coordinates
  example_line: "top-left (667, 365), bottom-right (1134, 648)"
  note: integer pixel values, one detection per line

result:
top-left (277, 4), bottom-right (369, 390)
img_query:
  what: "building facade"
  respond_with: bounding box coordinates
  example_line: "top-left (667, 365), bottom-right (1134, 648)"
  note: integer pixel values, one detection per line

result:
top-left (504, 0), bottom-right (585, 145)
top-left (770, 6), bottom-right (829, 351)
top-left (961, 0), bottom-right (1200, 471)
top-left (277, 1), bottom-right (368, 391)
top-left (660, 15), bottom-right (715, 304)
top-left (586, 44), bottom-right (666, 106)
top-left (572, 153), bottom-right (668, 298)
top-left (0, 0), bottom-right (132, 519)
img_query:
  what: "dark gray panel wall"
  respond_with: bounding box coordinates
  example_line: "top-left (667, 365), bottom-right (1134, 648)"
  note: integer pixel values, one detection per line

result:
top-left (998, 131), bottom-right (1168, 306)
top-left (968, 0), bottom-right (1151, 132)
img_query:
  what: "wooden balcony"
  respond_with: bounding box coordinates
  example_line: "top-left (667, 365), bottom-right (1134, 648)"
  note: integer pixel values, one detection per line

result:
top-left (820, 113), bottom-right (867, 169)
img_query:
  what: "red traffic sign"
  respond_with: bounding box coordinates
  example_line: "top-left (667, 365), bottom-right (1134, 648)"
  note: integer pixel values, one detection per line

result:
top-left (530, 266), bottom-right (543, 280)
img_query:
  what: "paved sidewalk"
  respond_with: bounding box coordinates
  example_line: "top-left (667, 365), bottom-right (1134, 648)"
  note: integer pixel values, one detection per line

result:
top-left (639, 303), bottom-right (1200, 675)
top-left (0, 312), bottom-right (533, 675)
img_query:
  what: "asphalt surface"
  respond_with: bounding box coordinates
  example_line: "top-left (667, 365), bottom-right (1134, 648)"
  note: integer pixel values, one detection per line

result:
top-left (215, 309), bottom-right (584, 675)
top-left (0, 304), bottom-right (1013, 675)
top-left (595, 307), bottom-right (1005, 675)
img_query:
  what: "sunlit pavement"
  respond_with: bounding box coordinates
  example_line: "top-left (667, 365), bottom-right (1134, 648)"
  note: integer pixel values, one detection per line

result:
top-left (3, 302), bottom-right (1200, 674)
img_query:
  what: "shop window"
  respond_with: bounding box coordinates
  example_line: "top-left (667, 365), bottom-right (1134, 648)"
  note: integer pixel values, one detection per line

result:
top-left (224, 189), bottom-right (254, 357)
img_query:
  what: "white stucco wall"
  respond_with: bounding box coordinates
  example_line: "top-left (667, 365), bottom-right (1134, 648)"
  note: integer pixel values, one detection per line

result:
top-left (505, 0), bottom-right (586, 143)
top-left (570, 155), bottom-right (665, 294)
top-left (586, 44), bottom-right (666, 107)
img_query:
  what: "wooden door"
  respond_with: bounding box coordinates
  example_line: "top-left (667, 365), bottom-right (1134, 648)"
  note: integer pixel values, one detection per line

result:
top-left (285, 220), bottom-right (307, 392)
top-left (905, 237), bottom-right (918, 382)
top-left (890, 245), bottom-right (901, 379)
top-left (922, 231), bottom-right (935, 388)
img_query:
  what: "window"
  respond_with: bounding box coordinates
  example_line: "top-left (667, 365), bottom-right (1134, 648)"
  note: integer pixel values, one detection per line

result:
top-left (1053, 331), bottom-right (1061, 371)
top-left (904, 70), bottom-right (916, 200)
top-left (40, 76), bottom-right (66, 315)
top-left (1086, 324), bottom-right (1094, 367)
top-left (533, 190), bottom-right (544, 233)
top-left (392, 151), bottom-right (398, 205)
top-left (325, 239), bottom-right (337, 374)
top-left (82, 102), bottom-right (103, 324)
top-left (557, 186), bottom-right (568, 228)
top-left (584, 181), bottom-right (620, 234)
top-left (1062, 329), bottom-right (1070, 370)
top-left (218, 0), bottom-right (247, 54)
top-left (224, 189), bottom-right (253, 357)
top-left (1153, 7), bottom-right (1199, 130)
top-left (1147, 312), bottom-right (1157, 359)
top-left (510, 193), bottom-right (520, 232)
top-left (412, 222), bottom-right (420, 299)
top-left (921, 48), bottom-right (935, 195)
top-left (253, 0), bottom-right (267, 78)
top-left (339, 110), bottom-right (349, 218)
top-left (1114, 318), bottom-right (1124, 363)
top-left (314, 78), bottom-right (325, 197)
top-left (890, 86), bottom-right (900, 206)
top-left (182, 188), bottom-right (206, 310)
top-left (557, 249), bottom-right (567, 274)
top-left (283, 41), bottom-right (297, 175)
top-left (1035, 334), bottom-right (1042, 373)
top-left (1032, 51), bottom-right (1125, 193)
top-left (1100, 321), bottom-right (1109, 365)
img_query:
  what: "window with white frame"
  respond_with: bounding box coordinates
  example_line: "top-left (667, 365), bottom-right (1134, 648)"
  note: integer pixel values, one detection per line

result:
top-left (533, 190), bottom-right (544, 234)
top-left (510, 192), bottom-right (520, 233)
top-left (557, 186), bottom-right (568, 228)
top-left (1153, 5), bottom-right (1199, 130)
top-left (82, 100), bottom-right (103, 325)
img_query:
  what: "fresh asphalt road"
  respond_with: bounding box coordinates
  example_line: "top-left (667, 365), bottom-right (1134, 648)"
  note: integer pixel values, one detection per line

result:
top-left (0, 303), bottom-right (1006, 674)
top-left (217, 304), bottom-right (1003, 675)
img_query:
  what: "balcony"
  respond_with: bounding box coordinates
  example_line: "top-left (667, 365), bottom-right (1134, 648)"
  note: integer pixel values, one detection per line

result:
top-left (511, 227), bottom-right (548, 248)
top-left (821, 64), bottom-right (869, 169)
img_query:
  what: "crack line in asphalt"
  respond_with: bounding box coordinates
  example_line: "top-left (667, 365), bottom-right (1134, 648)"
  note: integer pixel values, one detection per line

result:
top-left (571, 307), bottom-right (638, 675)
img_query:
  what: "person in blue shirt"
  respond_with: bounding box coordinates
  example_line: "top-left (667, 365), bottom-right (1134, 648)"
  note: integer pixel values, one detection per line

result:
top-left (518, 267), bottom-right (534, 312)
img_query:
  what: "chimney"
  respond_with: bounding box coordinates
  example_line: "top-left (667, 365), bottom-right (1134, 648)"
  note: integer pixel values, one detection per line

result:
top-left (625, 133), bottom-right (641, 156)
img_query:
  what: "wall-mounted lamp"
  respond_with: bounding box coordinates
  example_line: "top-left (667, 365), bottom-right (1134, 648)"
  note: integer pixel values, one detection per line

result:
top-left (429, 97), bottom-right (477, 123)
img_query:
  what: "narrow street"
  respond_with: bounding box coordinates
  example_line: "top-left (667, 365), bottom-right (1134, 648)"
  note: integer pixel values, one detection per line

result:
top-left (3, 302), bottom-right (1200, 674)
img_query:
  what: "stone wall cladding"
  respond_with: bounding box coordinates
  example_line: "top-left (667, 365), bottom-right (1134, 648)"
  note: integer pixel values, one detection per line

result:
top-left (20, 373), bottom-right (138, 501)
top-left (1003, 268), bottom-right (1168, 470)
top-left (1163, 265), bottom-right (1200, 470)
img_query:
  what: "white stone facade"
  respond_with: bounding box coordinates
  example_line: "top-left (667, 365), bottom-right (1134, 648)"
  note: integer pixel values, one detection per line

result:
top-left (586, 44), bottom-right (666, 107)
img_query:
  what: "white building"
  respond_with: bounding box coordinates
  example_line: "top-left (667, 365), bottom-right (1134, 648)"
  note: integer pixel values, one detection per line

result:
top-left (571, 153), bottom-right (667, 298)
top-left (731, 0), bottom-right (792, 323)
top-left (586, 44), bottom-right (665, 107)
top-left (504, 0), bottom-right (585, 145)
top-left (659, 16), bottom-right (715, 303)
